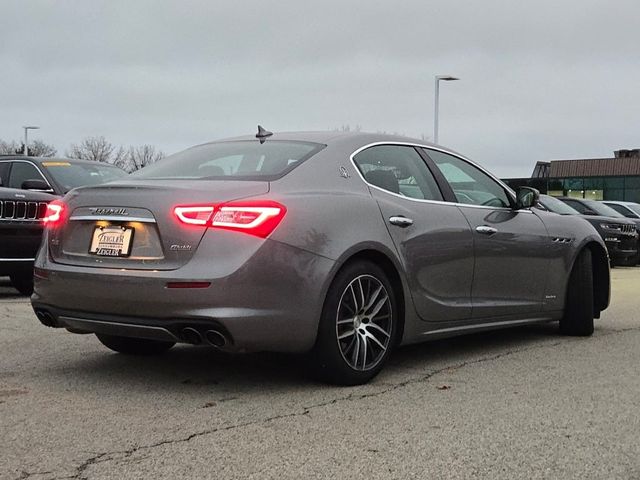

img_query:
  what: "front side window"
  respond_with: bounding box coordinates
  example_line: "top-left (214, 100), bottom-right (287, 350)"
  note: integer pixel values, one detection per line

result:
top-left (8, 162), bottom-right (46, 189)
top-left (353, 145), bottom-right (443, 201)
top-left (425, 149), bottom-right (511, 208)
top-left (0, 163), bottom-right (9, 187)
top-left (132, 141), bottom-right (324, 180)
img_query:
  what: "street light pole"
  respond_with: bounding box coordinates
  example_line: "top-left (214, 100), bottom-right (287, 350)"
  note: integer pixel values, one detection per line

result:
top-left (434, 75), bottom-right (459, 144)
top-left (22, 126), bottom-right (40, 156)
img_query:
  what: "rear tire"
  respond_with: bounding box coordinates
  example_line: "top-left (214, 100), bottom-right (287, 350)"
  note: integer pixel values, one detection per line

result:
top-left (96, 334), bottom-right (175, 355)
top-left (560, 249), bottom-right (594, 336)
top-left (311, 261), bottom-right (398, 385)
top-left (10, 273), bottom-right (33, 296)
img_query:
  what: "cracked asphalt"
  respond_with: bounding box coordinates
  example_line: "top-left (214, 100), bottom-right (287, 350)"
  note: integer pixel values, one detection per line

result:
top-left (2, 269), bottom-right (640, 480)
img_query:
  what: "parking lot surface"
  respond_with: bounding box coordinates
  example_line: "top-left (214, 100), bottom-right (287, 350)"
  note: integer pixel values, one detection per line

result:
top-left (2, 270), bottom-right (640, 480)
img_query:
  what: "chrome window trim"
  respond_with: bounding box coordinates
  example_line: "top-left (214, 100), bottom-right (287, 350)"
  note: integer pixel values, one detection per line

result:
top-left (0, 257), bottom-right (36, 262)
top-left (349, 141), bottom-right (532, 213)
top-left (0, 159), bottom-right (54, 191)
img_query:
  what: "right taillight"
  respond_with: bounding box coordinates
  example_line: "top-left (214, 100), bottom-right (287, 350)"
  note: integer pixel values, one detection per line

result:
top-left (211, 200), bottom-right (286, 238)
top-left (173, 200), bottom-right (286, 238)
top-left (42, 200), bottom-right (64, 226)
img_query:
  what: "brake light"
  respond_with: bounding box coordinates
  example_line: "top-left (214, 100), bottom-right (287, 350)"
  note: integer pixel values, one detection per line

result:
top-left (211, 201), bottom-right (286, 238)
top-left (42, 201), bottom-right (64, 226)
top-left (173, 201), bottom-right (286, 238)
top-left (174, 206), bottom-right (215, 225)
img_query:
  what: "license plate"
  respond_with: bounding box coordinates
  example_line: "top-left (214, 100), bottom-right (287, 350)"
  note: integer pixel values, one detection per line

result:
top-left (89, 226), bottom-right (134, 257)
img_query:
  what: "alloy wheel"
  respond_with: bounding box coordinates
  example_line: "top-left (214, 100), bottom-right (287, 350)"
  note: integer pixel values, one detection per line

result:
top-left (335, 274), bottom-right (393, 371)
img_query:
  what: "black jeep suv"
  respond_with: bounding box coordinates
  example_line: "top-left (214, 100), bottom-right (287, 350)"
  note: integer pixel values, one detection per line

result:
top-left (537, 195), bottom-right (638, 266)
top-left (0, 187), bottom-right (56, 294)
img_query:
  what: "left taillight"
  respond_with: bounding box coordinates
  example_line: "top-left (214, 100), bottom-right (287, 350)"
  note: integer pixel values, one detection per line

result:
top-left (42, 200), bottom-right (64, 226)
top-left (173, 200), bottom-right (286, 238)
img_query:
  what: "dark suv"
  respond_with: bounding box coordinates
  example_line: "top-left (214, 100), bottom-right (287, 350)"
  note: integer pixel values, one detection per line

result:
top-left (0, 187), bottom-right (56, 294)
top-left (0, 155), bottom-right (127, 194)
top-left (0, 156), bottom-right (128, 294)
top-left (539, 195), bottom-right (638, 266)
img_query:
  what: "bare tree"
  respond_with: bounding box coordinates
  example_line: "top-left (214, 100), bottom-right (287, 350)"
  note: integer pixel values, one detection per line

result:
top-left (127, 145), bottom-right (164, 172)
top-left (29, 139), bottom-right (57, 157)
top-left (333, 125), bottom-right (362, 132)
top-left (0, 139), bottom-right (21, 155)
top-left (67, 136), bottom-right (115, 162)
top-left (111, 146), bottom-right (128, 170)
top-left (0, 138), bottom-right (57, 156)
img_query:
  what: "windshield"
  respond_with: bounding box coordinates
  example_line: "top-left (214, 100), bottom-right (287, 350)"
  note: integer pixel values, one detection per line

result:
top-left (623, 203), bottom-right (640, 216)
top-left (539, 195), bottom-right (580, 215)
top-left (583, 200), bottom-right (625, 218)
top-left (132, 140), bottom-right (324, 180)
top-left (42, 161), bottom-right (128, 192)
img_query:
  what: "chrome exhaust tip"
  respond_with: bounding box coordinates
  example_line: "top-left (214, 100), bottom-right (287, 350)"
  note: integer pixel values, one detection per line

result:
top-left (35, 310), bottom-right (56, 327)
top-left (181, 327), bottom-right (203, 345)
top-left (205, 329), bottom-right (227, 348)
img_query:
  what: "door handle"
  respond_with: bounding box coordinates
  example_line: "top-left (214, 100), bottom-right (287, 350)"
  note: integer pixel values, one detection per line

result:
top-left (389, 216), bottom-right (414, 227)
top-left (475, 225), bottom-right (498, 235)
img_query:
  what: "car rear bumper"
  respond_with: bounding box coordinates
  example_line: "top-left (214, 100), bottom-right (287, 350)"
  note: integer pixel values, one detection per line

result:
top-left (31, 237), bottom-right (336, 353)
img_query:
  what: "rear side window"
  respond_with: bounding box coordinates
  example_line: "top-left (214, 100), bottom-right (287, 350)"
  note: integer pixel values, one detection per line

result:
top-left (132, 141), bottom-right (324, 180)
top-left (353, 145), bottom-right (443, 201)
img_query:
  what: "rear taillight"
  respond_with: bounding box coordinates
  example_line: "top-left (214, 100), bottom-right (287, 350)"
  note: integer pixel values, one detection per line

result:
top-left (42, 201), bottom-right (64, 226)
top-left (173, 200), bottom-right (286, 238)
top-left (174, 206), bottom-right (215, 226)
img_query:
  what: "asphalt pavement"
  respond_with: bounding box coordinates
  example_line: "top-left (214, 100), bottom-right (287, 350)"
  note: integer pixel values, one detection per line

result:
top-left (1, 270), bottom-right (639, 479)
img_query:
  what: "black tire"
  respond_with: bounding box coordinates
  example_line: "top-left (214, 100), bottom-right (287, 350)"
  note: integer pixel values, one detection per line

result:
top-left (10, 273), bottom-right (34, 296)
top-left (96, 334), bottom-right (175, 355)
top-left (560, 248), bottom-right (594, 336)
top-left (311, 260), bottom-right (398, 385)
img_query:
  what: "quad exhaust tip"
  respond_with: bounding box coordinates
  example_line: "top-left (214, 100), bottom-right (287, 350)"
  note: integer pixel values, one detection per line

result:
top-left (35, 309), bottom-right (56, 327)
top-left (205, 329), bottom-right (227, 348)
top-left (181, 327), bottom-right (203, 345)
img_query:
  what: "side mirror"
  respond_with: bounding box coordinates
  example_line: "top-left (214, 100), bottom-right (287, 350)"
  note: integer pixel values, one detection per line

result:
top-left (583, 209), bottom-right (597, 216)
top-left (515, 187), bottom-right (539, 209)
top-left (21, 179), bottom-right (53, 192)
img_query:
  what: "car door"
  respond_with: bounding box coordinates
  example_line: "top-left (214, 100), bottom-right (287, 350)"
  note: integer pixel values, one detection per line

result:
top-left (352, 144), bottom-right (474, 322)
top-left (423, 148), bottom-right (550, 319)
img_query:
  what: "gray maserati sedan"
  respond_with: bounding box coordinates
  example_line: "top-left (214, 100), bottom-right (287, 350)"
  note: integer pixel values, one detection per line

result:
top-left (32, 129), bottom-right (610, 384)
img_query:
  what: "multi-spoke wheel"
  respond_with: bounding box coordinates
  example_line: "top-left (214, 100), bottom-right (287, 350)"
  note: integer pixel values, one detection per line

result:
top-left (336, 275), bottom-right (393, 371)
top-left (312, 261), bottom-right (397, 385)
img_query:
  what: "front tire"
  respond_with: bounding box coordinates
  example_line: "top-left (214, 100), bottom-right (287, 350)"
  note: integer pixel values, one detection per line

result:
top-left (560, 248), bottom-right (594, 336)
top-left (311, 261), bottom-right (397, 385)
top-left (96, 334), bottom-right (175, 355)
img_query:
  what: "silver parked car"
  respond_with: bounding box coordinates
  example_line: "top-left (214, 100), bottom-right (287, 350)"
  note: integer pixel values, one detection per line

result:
top-left (32, 130), bottom-right (610, 384)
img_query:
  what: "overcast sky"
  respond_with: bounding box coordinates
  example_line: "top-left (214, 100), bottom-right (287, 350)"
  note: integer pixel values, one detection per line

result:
top-left (1, 0), bottom-right (639, 177)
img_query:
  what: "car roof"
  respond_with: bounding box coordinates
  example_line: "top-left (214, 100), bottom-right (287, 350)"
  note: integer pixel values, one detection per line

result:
top-left (197, 130), bottom-right (462, 153)
top-left (603, 200), bottom-right (639, 206)
top-left (189, 130), bottom-right (479, 170)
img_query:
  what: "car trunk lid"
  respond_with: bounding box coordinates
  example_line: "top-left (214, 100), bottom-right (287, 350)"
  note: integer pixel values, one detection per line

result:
top-left (48, 179), bottom-right (269, 270)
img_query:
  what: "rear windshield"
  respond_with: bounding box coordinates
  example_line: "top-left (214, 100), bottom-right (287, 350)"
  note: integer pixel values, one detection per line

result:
top-left (42, 161), bottom-right (128, 193)
top-left (132, 140), bottom-right (325, 180)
